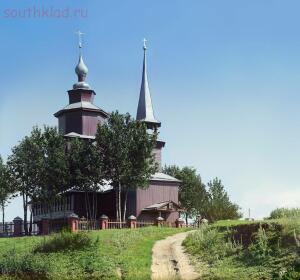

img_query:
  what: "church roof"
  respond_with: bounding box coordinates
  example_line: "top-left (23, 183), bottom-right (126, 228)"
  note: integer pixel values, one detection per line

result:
top-left (150, 172), bottom-right (180, 183)
top-left (64, 132), bottom-right (95, 139)
top-left (136, 40), bottom-right (161, 127)
top-left (63, 101), bottom-right (100, 111)
top-left (54, 101), bottom-right (108, 117)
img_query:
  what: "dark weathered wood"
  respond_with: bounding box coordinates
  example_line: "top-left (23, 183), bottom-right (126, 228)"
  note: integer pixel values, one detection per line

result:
top-left (32, 81), bottom-right (182, 226)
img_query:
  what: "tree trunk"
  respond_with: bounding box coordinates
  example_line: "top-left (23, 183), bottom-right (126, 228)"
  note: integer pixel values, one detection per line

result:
top-left (22, 193), bottom-right (28, 235)
top-left (93, 191), bottom-right (97, 222)
top-left (118, 183), bottom-right (122, 226)
top-left (185, 214), bottom-right (188, 227)
top-left (2, 204), bottom-right (5, 233)
top-left (29, 210), bottom-right (33, 235)
top-left (115, 185), bottom-right (119, 222)
top-left (122, 188), bottom-right (129, 222)
top-left (87, 191), bottom-right (92, 222)
top-left (84, 192), bottom-right (90, 220)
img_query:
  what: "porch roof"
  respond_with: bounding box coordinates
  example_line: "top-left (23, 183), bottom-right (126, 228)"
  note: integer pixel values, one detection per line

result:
top-left (142, 200), bottom-right (184, 212)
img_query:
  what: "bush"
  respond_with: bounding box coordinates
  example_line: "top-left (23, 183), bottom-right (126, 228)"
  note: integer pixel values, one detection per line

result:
top-left (248, 226), bottom-right (272, 263)
top-left (34, 230), bottom-right (97, 253)
top-left (269, 208), bottom-right (300, 219)
top-left (0, 249), bottom-right (49, 279)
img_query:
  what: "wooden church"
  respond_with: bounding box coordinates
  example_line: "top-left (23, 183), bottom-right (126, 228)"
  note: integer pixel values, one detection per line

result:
top-left (32, 39), bottom-right (183, 227)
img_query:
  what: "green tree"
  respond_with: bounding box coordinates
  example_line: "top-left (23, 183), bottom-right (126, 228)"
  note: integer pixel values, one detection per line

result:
top-left (8, 126), bottom-right (70, 233)
top-left (206, 178), bottom-right (241, 222)
top-left (68, 138), bottom-right (104, 220)
top-left (36, 126), bottom-right (70, 223)
top-left (163, 165), bottom-right (208, 224)
top-left (96, 111), bottom-right (157, 222)
top-left (0, 156), bottom-right (12, 232)
top-left (121, 118), bottom-right (157, 221)
top-left (7, 127), bottom-right (44, 235)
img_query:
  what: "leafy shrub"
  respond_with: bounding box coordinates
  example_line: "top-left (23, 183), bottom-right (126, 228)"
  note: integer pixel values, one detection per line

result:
top-left (269, 208), bottom-right (300, 219)
top-left (273, 258), bottom-right (300, 280)
top-left (0, 249), bottom-right (49, 279)
top-left (34, 230), bottom-right (97, 253)
top-left (248, 226), bottom-right (272, 263)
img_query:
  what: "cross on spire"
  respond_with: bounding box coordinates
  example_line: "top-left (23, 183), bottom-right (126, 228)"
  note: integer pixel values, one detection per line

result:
top-left (143, 38), bottom-right (147, 50)
top-left (75, 30), bottom-right (84, 49)
top-left (73, 30), bottom-right (89, 89)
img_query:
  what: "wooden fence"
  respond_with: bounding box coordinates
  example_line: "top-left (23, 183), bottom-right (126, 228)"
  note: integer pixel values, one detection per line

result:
top-left (77, 219), bottom-right (156, 230)
top-left (0, 222), bottom-right (39, 237)
top-left (107, 220), bottom-right (128, 229)
top-left (78, 219), bottom-right (100, 231)
top-left (136, 220), bottom-right (155, 228)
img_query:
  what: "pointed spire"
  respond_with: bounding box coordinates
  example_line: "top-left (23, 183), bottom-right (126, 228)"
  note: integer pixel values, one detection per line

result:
top-left (73, 31), bottom-right (90, 90)
top-left (136, 39), bottom-right (161, 128)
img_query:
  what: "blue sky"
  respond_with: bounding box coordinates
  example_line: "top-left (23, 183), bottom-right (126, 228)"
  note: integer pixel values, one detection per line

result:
top-left (1, 0), bottom-right (300, 220)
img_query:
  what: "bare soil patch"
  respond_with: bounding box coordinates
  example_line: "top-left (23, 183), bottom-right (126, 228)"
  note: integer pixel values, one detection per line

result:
top-left (151, 231), bottom-right (201, 280)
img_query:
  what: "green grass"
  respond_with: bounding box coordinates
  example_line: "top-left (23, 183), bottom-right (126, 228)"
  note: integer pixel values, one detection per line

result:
top-left (184, 219), bottom-right (300, 280)
top-left (0, 227), bottom-right (188, 280)
top-left (212, 219), bottom-right (256, 227)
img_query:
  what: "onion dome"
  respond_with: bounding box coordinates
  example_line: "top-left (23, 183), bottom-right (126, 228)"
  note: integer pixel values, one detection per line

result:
top-left (73, 31), bottom-right (90, 90)
top-left (73, 54), bottom-right (90, 90)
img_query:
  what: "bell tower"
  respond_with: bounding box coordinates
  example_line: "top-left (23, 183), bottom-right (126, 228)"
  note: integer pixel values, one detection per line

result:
top-left (54, 31), bottom-right (108, 138)
top-left (136, 39), bottom-right (165, 169)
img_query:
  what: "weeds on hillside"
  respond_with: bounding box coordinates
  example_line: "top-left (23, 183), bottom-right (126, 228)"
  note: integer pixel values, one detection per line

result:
top-left (183, 226), bottom-right (242, 263)
top-left (248, 226), bottom-right (272, 262)
top-left (34, 230), bottom-right (98, 253)
top-left (269, 208), bottom-right (300, 219)
top-left (184, 219), bottom-right (300, 280)
top-left (0, 249), bottom-right (49, 279)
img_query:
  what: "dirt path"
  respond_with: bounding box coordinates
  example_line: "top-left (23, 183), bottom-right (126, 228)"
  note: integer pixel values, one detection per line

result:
top-left (151, 231), bottom-right (200, 280)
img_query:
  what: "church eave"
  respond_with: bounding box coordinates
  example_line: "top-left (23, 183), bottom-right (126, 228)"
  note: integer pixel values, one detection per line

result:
top-left (67, 88), bottom-right (96, 95)
top-left (141, 119), bottom-right (161, 128)
top-left (54, 106), bottom-right (108, 118)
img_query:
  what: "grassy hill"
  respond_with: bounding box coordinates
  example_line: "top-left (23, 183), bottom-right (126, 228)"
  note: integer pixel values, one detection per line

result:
top-left (184, 218), bottom-right (300, 280)
top-left (0, 227), bottom-right (188, 280)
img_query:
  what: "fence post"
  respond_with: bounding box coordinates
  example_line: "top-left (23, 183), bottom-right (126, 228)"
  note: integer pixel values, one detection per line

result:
top-left (13, 216), bottom-right (23, 236)
top-left (201, 218), bottom-right (208, 226)
top-left (42, 218), bottom-right (49, 235)
top-left (127, 215), bottom-right (137, 229)
top-left (156, 216), bottom-right (164, 227)
top-left (99, 214), bottom-right (108, 230)
top-left (68, 214), bottom-right (79, 233)
top-left (175, 218), bottom-right (185, 228)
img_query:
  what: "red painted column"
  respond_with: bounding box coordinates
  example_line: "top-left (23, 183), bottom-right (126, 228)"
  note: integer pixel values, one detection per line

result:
top-left (127, 215), bottom-right (137, 229)
top-left (68, 214), bottom-right (79, 233)
top-left (13, 217), bottom-right (23, 236)
top-left (175, 218), bottom-right (185, 228)
top-left (156, 216), bottom-right (164, 227)
top-left (99, 214), bottom-right (108, 230)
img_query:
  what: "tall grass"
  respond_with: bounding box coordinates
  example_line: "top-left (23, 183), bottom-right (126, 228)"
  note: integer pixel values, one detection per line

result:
top-left (0, 249), bottom-right (49, 279)
top-left (184, 219), bottom-right (300, 280)
top-left (34, 230), bottom-right (97, 253)
top-left (183, 225), bottom-right (242, 263)
top-left (0, 227), bottom-right (187, 280)
top-left (269, 208), bottom-right (300, 219)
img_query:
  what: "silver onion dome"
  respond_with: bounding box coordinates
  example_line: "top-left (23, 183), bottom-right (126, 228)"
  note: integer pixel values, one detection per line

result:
top-left (75, 54), bottom-right (88, 78)
top-left (73, 54), bottom-right (90, 90)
